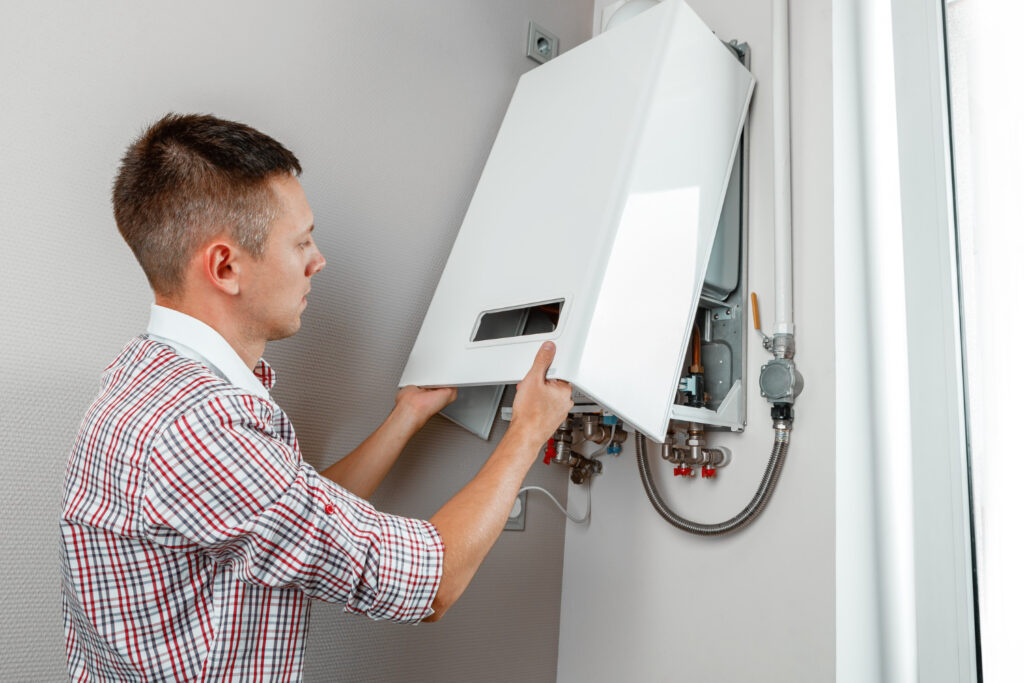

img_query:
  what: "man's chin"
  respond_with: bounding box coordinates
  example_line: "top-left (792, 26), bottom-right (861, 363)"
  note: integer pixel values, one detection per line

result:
top-left (266, 319), bottom-right (302, 342)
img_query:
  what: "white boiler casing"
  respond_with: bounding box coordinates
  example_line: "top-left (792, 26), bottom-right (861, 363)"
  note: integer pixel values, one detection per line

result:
top-left (400, 0), bottom-right (754, 441)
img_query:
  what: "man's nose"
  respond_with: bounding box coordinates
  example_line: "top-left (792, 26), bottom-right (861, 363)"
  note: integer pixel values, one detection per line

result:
top-left (308, 246), bottom-right (326, 276)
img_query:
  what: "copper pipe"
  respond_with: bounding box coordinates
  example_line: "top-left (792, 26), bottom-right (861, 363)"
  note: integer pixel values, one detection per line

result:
top-left (689, 325), bottom-right (703, 374)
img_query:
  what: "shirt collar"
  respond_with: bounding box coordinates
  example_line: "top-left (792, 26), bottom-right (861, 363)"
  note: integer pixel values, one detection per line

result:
top-left (146, 304), bottom-right (275, 400)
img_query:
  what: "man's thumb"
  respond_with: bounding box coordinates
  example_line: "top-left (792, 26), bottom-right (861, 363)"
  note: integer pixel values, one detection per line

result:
top-left (528, 341), bottom-right (556, 379)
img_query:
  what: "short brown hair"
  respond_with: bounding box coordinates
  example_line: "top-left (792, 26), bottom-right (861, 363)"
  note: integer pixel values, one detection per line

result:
top-left (112, 113), bottom-right (302, 296)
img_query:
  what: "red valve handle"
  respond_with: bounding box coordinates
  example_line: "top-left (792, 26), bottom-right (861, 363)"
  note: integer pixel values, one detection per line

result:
top-left (701, 466), bottom-right (717, 479)
top-left (673, 466), bottom-right (693, 477)
top-left (543, 438), bottom-right (556, 465)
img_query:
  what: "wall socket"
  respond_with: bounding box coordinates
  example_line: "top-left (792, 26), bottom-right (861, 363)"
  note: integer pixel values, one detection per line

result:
top-left (505, 490), bottom-right (527, 531)
top-left (527, 22), bottom-right (559, 64)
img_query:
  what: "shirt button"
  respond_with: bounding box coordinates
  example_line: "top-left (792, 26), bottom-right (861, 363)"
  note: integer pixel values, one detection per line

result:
top-left (324, 504), bottom-right (336, 514)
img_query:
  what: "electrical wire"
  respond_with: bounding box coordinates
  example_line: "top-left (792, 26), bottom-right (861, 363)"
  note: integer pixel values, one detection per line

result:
top-left (519, 482), bottom-right (591, 524)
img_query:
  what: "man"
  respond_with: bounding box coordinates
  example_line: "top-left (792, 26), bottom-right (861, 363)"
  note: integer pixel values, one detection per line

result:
top-left (60, 113), bottom-right (572, 680)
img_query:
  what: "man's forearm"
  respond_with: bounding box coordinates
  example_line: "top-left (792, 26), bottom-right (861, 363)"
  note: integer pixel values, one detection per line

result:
top-left (424, 425), bottom-right (541, 621)
top-left (319, 405), bottom-right (425, 499)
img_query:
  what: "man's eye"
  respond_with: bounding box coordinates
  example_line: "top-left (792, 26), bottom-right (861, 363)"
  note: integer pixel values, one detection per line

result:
top-left (299, 241), bottom-right (310, 248)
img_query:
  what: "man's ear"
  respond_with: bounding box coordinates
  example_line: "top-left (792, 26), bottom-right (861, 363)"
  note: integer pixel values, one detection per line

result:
top-left (201, 240), bottom-right (241, 296)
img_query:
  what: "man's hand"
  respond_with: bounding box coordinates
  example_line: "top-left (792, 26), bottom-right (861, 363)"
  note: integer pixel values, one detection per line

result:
top-left (509, 342), bottom-right (574, 447)
top-left (320, 385), bottom-right (455, 498)
top-left (394, 385), bottom-right (458, 430)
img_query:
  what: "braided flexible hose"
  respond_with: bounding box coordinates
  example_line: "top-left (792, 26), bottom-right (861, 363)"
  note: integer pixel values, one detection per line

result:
top-left (635, 426), bottom-right (790, 536)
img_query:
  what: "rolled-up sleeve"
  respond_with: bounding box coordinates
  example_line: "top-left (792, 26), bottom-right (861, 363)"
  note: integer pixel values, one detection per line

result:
top-left (141, 395), bottom-right (444, 623)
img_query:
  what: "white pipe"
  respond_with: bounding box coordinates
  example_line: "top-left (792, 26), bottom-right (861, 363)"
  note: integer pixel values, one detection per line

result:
top-left (772, 0), bottom-right (795, 336)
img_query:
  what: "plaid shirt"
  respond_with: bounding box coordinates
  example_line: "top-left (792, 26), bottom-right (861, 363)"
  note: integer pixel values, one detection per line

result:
top-left (60, 328), bottom-right (444, 681)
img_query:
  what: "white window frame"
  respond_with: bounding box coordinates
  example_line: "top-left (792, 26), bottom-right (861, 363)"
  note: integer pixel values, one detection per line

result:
top-left (834, 0), bottom-right (977, 680)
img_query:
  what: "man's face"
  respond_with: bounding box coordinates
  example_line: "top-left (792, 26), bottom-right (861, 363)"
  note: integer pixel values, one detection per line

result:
top-left (240, 174), bottom-right (325, 342)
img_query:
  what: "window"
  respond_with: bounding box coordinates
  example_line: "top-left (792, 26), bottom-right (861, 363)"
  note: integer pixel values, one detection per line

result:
top-left (944, 1), bottom-right (1024, 678)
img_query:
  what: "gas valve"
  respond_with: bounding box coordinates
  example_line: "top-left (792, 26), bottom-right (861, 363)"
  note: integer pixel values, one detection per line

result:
top-left (549, 420), bottom-right (573, 466)
top-left (665, 422), bottom-right (731, 480)
top-left (541, 417), bottom-right (606, 485)
top-left (543, 438), bottom-right (556, 465)
top-left (570, 456), bottom-right (602, 485)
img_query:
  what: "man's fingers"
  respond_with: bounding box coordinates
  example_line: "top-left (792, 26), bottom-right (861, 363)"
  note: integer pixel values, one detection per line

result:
top-left (527, 341), bottom-right (557, 380)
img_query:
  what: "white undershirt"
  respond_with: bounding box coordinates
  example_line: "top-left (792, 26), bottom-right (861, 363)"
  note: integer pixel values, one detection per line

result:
top-left (146, 304), bottom-right (271, 401)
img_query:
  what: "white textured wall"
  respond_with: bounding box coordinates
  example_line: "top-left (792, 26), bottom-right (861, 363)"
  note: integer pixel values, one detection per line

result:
top-left (0, 1), bottom-right (593, 680)
top-left (558, 1), bottom-right (835, 681)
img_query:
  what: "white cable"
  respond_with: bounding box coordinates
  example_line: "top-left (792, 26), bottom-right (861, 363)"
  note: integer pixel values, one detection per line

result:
top-left (519, 483), bottom-right (591, 524)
